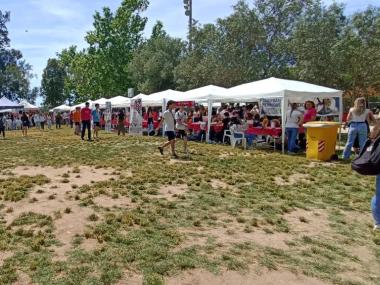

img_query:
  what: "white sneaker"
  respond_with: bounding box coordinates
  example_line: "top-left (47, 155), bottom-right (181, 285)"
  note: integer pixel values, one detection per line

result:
top-left (373, 225), bottom-right (380, 231)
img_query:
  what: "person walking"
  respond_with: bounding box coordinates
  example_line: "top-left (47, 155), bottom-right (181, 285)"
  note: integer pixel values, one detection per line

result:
top-left (21, 112), bottom-right (29, 137)
top-left (117, 109), bottom-right (126, 136)
top-left (0, 113), bottom-right (5, 139)
top-left (46, 113), bottom-right (52, 129)
top-left (34, 112), bottom-right (40, 130)
top-left (285, 103), bottom-right (303, 154)
top-left (81, 102), bottom-right (92, 141)
top-left (92, 103), bottom-right (101, 140)
top-left (73, 107), bottom-right (81, 135)
top-left (343, 97), bottom-right (375, 160)
top-left (55, 113), bottom-right (62, 129)
top-left (175, 105), bottom-right (188, 154)
top-left (40, 113), bottom-right (46, 130)
top-left (156, 100), bottom-right (178, 158)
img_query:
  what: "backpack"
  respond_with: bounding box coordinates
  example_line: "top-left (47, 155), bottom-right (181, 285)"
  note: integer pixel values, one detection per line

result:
top-left (351, 136), bottom-right (380, 176)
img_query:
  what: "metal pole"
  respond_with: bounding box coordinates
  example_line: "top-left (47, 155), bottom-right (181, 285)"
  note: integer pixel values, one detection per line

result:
top-left (189, 0), bottom-right (193, 51)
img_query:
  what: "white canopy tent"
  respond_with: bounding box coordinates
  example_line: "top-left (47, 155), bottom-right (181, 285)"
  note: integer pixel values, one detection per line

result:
top-left (108, 96), bottom-right (130, 108)
top-left (206, 77), bottom-right (343, 152)
top-left (91, 98), bottom-right (108, 108)
top-left (0, 97), bottom-right (23, 110)
top-left (51, 104), bottom-right (72, 112)
top-left (19, 100), bottom-right (39, 111)
top-left (70, 100), bottom-right (94, 111)
top-left (142, 89), bottom-right (184, 107)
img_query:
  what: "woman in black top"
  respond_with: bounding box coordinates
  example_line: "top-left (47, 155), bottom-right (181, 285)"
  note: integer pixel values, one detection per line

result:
top-left (21, 112), bottom-right (29, 137)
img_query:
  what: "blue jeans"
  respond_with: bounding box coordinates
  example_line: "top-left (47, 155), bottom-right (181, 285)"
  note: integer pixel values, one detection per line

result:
top-left (343, 122), bottom-right (368, 159)
top-left (371, 176), bottom-right (380, 225)
top-left (286, 128), bottom-right (299, 152)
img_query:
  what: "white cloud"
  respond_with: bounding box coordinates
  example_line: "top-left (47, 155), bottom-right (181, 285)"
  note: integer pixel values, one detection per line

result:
top-left (29, 0), bottom-right (83, 20)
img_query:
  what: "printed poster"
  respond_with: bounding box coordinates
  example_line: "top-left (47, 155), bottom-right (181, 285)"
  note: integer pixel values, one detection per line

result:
top-left (129, 99), bottom-right (143, 135)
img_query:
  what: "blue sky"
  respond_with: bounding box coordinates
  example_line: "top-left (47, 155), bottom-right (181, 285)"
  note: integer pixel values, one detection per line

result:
top-left (1, 0), bottom-right (379, 94)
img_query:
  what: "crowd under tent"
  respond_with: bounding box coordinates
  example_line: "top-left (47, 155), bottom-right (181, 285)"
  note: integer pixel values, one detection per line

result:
top-left (0, 97), bottom-right (23, 110)
top-left (19, 100), bottom-right (39, 111)
top-left (205, 77), bottom-right (343, 152)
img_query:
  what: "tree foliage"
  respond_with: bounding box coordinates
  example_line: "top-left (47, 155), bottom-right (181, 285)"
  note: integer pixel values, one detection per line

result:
top-left (44, 0), bottom-right (380, 106)
top-left (41, 59), bottom-right (66, 108)
top-left (0, 11), bottom-right (34, 101)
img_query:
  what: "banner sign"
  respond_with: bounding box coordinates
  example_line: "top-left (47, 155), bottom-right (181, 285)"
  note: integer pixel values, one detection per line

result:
top-left (175, 101), bottom-right (195, 108)
top-left (260, 98), bottom-right (282, 116)
top-left (104, 101), bottom-right (112, 132)
top-left (297, 97), bottom-right (340, 116)
top-left (129, 99), bottom-right (143, 135)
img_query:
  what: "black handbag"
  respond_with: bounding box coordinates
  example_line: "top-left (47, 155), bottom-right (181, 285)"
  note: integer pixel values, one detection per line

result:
top-left (351, 136), bottom-right (380, 176)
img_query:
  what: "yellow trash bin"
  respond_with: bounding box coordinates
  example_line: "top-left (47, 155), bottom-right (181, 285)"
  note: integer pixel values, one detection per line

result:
top-left (303, 122), bottom-right (341, 161)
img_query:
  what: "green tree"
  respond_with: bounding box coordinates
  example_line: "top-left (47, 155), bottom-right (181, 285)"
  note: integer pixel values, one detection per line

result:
top-left (41, 59), bottom-right (66, 108)
top-left (26, 87), bottom-right (39, 105)
top-left (129, 22), bottom-right (184, 94)
top-left (83, 0), bottom-right (149, 98)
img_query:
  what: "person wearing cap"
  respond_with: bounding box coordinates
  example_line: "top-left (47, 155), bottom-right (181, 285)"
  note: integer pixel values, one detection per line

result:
top-left (92, 103), bottom-right (101, 140)
top-left (81, 102), bottom-right (92, 141)
top-left (156, 100), bottom-right (178, 158)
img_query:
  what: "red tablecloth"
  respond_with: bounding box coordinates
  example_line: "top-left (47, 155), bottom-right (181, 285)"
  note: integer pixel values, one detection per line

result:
top-left (245, 127), bottom-right (282, 137)
top-left (188, 122), bottom-right (223, 133)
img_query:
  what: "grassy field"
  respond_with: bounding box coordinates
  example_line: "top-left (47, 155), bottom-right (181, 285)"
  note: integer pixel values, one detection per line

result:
top-left (0, 128), bottom-right (379, 285)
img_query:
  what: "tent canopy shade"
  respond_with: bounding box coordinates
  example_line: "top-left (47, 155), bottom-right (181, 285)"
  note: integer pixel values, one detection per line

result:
top-left (51, 104), bottom-right (72, 112)
top-left (19, 100), bottom-right (39, 110)
top-left (0, 97), bottom-right (23, 110)
top-left (216, 77), bottom-right (341, 103)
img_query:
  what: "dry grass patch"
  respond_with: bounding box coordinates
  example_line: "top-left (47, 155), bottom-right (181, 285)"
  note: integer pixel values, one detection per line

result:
top-left (166, 267), bottom-right (329, 285)
top-left (149, 184), bottom-right (188, 201)
top-left (283, 209), bottom-right (330, 236)
top-left (275, 173), bottom-right (310, 186)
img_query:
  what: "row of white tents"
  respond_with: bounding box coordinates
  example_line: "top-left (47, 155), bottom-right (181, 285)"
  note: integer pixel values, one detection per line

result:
top-left (0, 97), bottom-right (39, 112)
top-left (50, 77), bottom-right (343, 151)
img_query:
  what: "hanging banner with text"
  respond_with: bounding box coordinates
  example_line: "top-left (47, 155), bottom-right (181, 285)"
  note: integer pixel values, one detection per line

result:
top-left (260, 98), bottom-right (282, 116)
top-left (129, 99), bottom-right (143, 135)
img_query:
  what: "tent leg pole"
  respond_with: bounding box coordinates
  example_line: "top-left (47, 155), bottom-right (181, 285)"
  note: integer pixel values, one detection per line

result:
top-left (206, 99), bottom-right (212, 143)
top-left (281, 96), bottom-right (287, 154)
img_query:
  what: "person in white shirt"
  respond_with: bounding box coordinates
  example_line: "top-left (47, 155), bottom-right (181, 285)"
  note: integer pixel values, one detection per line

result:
top-left (156, 100), bottom-right (178, 158)
top-left (285, 103), bottom-right (303, 154)
top-left (343, 97), bottom-right (375, 159)
top-left (34, 113), bottom-right (41, 129)
top-left (175, 105), bottom-right (188, 154)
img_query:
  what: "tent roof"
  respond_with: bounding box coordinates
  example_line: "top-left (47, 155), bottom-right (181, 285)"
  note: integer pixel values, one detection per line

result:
top-left (0, 97), bottom-right (22, 109)
top-left (70, 100), bottom-right (94, 111)
top-left (139, 89), bottom-right (184, 106)
top-left (51, 104), bottom-right (71, 112)
top-left (219, 77), bottom-right (342, 102)
top-left (19, 100), bottom-right (38, 110)
top-left (183, 85), bottom-right (228, 102)
top-left (108, 96), bottom-right (130, 108)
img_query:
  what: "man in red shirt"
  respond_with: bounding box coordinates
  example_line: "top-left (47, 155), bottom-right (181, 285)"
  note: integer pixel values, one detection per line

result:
top-left (81, 102), bottom-right (92, 141)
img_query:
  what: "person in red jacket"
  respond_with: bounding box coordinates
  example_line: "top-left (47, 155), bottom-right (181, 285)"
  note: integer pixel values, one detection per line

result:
top-left (81, 102), bottom-right (92, 141)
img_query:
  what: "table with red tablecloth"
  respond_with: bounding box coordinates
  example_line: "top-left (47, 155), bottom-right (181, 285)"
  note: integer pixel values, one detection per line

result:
top-left (245, 127), bottom-right (282, 137)
top-left (187, 122), bottom-right (224, 133)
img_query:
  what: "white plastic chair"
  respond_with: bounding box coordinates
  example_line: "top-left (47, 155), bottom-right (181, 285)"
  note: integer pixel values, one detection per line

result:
top-left (223, 129), bottom-right (231, 143)
top-left (229, 125), bottom-right (246, 149)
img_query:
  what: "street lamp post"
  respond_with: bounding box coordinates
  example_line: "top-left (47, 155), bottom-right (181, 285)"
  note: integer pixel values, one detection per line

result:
top-left (183, 0), bottom-right (193, 51)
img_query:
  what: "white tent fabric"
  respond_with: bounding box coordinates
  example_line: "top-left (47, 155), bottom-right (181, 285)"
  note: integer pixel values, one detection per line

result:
top-left (182, 85), bottom-right (228, 102)
top-left (51, 104), bottom-right (72, 112)
top-left (143, 89), bottom-right (184, 106)
top-left (0, 97), bottom-right (22, 109)
top-left (108, 96), bottom-right (130, 108)
top-left (70, 100), bottom-right (94, 111)
top-left (219, 77), bottom-right (341, 102)
top-left (19, 100), bottom-right (39, 110)
top-left (206, 77), bottom-right (343, 152)
top-left (91, 98), bottom-right (108, 108)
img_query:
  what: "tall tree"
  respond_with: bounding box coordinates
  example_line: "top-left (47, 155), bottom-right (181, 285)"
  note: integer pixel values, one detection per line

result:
top-left (83, 0), bottom-right (149, 98)
top-left (41, 59), bottom-right (66, 107)
top-left (129, 22), bottom-right (184, 94)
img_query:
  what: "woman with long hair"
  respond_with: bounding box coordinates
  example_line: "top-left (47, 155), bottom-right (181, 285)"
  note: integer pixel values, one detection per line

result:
top-left (343, 97), bottom-right (375, 160)
top-left (285, 103), bottom-right (303, 154)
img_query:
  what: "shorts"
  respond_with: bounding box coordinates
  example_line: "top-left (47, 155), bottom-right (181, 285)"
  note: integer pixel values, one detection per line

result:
top-left (94, 122), bottom-right (100, 127)
top-left (22, 122), bottom-right (28, 127)
top-left (177, 129), bottom-right (187, 139)
top-left (165, 131), bottom-right (176, 141)
top-left (75, 122), bottom-right (80, 126)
